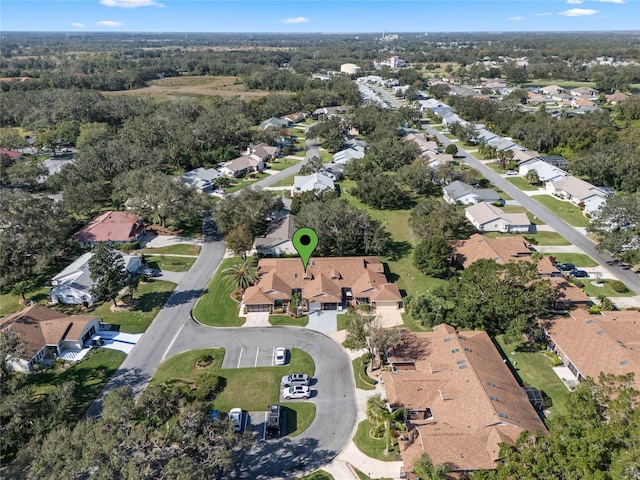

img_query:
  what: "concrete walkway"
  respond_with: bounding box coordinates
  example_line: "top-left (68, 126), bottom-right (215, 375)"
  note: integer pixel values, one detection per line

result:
top-left (141, 234), bottom-right (203, 248)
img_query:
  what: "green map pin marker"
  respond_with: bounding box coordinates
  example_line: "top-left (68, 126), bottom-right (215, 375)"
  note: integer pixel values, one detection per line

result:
top-left (292, 227), bottom-right (318, 272)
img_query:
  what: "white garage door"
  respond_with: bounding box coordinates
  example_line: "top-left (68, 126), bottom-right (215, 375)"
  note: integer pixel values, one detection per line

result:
top-left (308, 302), bottom-right (321, 312)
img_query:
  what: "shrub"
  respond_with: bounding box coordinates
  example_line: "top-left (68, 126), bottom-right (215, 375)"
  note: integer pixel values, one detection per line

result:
top-left (119, 241), bottom-right (139, 253)
top-left (545, 350), bottom-right (563, 367)
top-left (360, 304), bottom-right (371, 312)
top-left (194, 372), bottom-right (223, 401)
top-left (572, 279), bottom-right (585, 288)
top-left (587, 305), bottom-right (602, 314)
top-left (610, 280), bottom-right (628, 294)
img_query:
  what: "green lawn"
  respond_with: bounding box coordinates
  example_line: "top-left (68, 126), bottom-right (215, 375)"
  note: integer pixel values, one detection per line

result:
top-left (145, 255), bottom-right (196, 272)
top-left (534, 195), bottom-right (589, 227)
top-left (319, 150), bottom-right (333, 163)
top-left (271, 173), bottom-right (297, 187)
top-left (507, 177), bottom-right (541, 191)
top-left (354, 468), bottom-right (393, 480)
top-left (544, 253), bottom-right (598, 267)
top-left (192, 257), bottom-right (244, 327)
top-left (269, 315), bottom-right (309, 327)
top-left (337, 313), bottom-right (350, 331)
top-left (71, 279), bottom-right (176, 333)
top-left (353, 420), bottom-right (399, 462)
top-left (299, 471), bottom-right (334, 480)
top-left (384, 255), bottom-right (449, 298)
top-left (268, 157), bottom-right (300, 171)
top-left (0, 285), bottom-right (51, 316)
top-left (152, 347), bottom-right (315, 411)
top-left (580, 279), bottom-right (635, 298)
top-left (483, 231), bottom-right (570, 246)
top-left (494, 335), bottom-right (568, 421)
top-left (352, 356), bottom-right (377, 390)
top-left (224, 174), bottom-right (269, 193)
top-left (282, 402), bottom-right (316, 436)
top-left (26, 349), bottom-right (126, 418)
top-left (294, 150), bottom-right (307, 158)
top-left (137, 244), bottom-right (201, 256)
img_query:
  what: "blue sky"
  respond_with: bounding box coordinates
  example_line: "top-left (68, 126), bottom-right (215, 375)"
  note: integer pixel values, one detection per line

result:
top-left (1, 0), bottom-right (639, 32)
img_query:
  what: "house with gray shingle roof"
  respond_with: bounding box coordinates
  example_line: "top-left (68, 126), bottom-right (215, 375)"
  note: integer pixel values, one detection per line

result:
top-left (443, 180), bottom-right (501, 205)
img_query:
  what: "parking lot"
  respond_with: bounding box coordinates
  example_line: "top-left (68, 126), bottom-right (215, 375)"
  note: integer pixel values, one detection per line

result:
top-left (222, 345), bottom-right (282, 369)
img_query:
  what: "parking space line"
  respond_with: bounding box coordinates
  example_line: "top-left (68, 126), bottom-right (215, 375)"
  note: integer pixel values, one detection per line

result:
top-left (254, 347), bottom-right (260, 367)
top-left (271, 346), bottom-right (275, 366)
top-left (237, 347), bottom-right (244, 369)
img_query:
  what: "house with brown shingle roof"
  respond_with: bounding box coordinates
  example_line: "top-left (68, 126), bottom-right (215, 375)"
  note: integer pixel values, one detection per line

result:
top-left (73, 211), bottom-right (146, 247)
top-left (242, 257), bottom-right (402, 313)
top-left (548, 277), bottom-right (592, 309)
top-left (382, 325), bottom-right (547, 476)
top-left (0, 305), bottom-right (101, 373)
top-left (541, 309), bottom-right (640, 390)
top-left (220, 143), bottom-right (279, 178)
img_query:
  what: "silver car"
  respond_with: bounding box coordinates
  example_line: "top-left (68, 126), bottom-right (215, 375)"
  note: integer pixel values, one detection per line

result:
top-left (282, 385), bottom-right (310, 399)
top-left (281, 373), bottom-right (310, 387)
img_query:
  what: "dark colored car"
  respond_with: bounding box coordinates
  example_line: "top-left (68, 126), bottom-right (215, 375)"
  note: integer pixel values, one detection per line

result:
top-left (266, 404), bottom-right (281, 438)
top-left (569, 270), bottom-right (589, 278)
top-left (556, 263), bottom-right (576, 271)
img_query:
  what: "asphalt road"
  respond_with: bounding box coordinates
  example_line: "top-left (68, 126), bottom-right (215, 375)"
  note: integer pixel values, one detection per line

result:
top-left (167, 324), bottom-right (357, 479)
top-left (423, 125), bottom-right (640, 295)
top-left (86, 216), bottom-right (226, 416)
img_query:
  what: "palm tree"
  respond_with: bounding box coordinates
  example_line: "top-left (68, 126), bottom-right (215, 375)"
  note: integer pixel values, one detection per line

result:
top-left (11, 280), bottom-right (33, 304)
top-left (221, 261), bottom-right (258, 291)
top-left (366, 393), bottom-right (406, 455)
top-left (413, 452), bottom-right (450, 480)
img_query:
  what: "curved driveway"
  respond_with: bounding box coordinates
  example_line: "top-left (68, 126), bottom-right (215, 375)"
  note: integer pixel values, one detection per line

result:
top-left (167, 323), bottom-right (357, 479)
top-left (424, 125), bottom-right (640, 296)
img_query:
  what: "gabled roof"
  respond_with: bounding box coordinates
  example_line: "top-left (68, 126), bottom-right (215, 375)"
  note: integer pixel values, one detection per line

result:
top-left (0, 149), bottom-right (22, 159)
top-left (0, 305), bottom-right (98, 360)
top-left (293, 172), bottom-right (335, 193)
top-left (73, 211), bottom-right (144, 243)
top-left (465, 203), bottom-right (530, 227)
top-left (453, 233), bottom-right (533, 268)
top-left (182, 167), bottom-right (221, 187)
top-left (254, 214), bottom-right (296, 250)
top-left (542, 309), bottom-right (640, 390)
top-left (444, 181), bottom-right (500, 203)
top-left (550, 176), bottom-right (607, 201)
top-left (519, 159), bottom-right (568, 182)
top-left (383, 326), bottom-right (546, 473)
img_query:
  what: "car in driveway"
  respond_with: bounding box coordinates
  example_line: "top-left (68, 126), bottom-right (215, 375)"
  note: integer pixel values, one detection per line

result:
top-left (274, 347), bottom-right (287, 365)
top-left (266, 404), bottom-right (281, 438)
top-left (506, 170), bottom-right (518, 175)
top-left (569, 269), bottom-right (589, 278)
top-left (281, 373), bottom-right (310, 387)
top-left (556, 263), bottom-right (576, 272)
top-left (282, 385), bottom-right (310, 399)
top-left (229, 408), bottom-right (243, 432)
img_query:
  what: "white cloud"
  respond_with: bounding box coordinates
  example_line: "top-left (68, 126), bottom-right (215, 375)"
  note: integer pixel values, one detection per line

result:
top-left (596, 0), bottom-right (624, 3)
top-left (534, 12), bottom-right (553, 16)
top-left (282, 17), bottom-right (310, 24)
top-left (508, 16), bottom-right (523, 21)
top-left (559, 8), bottom-right (599, 16)
top-left (99, 0), bottom-right (164, 8)
top-left (567, 0), bottom-right (583, 4)
top-left (70, 22), bottom-right (86, 27)
top-left (95, 20), bottom-right (124, 27)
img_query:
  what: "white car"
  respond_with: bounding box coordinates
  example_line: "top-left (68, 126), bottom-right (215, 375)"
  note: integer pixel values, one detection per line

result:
top-left (274, 347), bottom-right (287, 365)
top-left (229, 408), bottom-right (243, 432)
top-left (506, 170), bottom-right (518, 175)
top-left (282, 385), bottom-right (311, 399)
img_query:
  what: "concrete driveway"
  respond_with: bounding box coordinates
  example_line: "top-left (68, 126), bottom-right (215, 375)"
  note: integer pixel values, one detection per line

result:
top-left (166, 323), bottom-right (357, 479)
top-left (306, 310), bottom-right (338, 334)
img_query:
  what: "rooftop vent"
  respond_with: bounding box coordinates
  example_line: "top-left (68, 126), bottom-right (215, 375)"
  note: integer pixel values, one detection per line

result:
top-left (490, 395), bottom-right (499, 402)
top-left (498, 413), bottom-right (508, 419)
top-left (451, 348), bottom-right (459, 353)
top-left (444, 337), bottom-right (452, 342)
top-left (597, 330), bottom-right (605, 335)
top-left (620, 360), bottom-right (629, 366)
top-left (487, 381), bottom-right (495, 387)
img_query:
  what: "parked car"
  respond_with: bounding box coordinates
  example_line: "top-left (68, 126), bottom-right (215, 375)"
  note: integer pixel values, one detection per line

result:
top-left (282, 385), bottom-right (310, 399)
top-left (229, 408), bottom-right (243, 432)
top-left (139, 267), bottom-right (158, 277)
top-left (281, 373), bottom-right (310, 387)
top-left (556, 263), bottom-right (576, 272)
top-left (506, 170), bottom-right (518, 175)
top-left (274, 347), bottom-right (287, 365)
top-left (569, 270), bottom-right (589, 278)
top-left (266, 404), bottom-right (281, 438)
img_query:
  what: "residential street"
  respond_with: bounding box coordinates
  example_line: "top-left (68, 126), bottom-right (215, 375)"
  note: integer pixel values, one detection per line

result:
top-left (423, 125), bottom-right (640, 296)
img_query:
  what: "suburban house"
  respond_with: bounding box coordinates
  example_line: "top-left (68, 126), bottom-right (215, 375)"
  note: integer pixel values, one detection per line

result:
top-left (320, 162), bottom-right (345, 181)
top-left (220, 143), bottom-right (278, 178)
top-left (511, 149), bottom-right (540, 164)
top-left (73, 211), bottom-right (146, 247)
top-left (332, 145), bottom-right (365, 164)
top-left (254, 213), bottom-right (296, 257)
top-left (443, 180), bottom-right (501, 205)
top-left (0, 304), bottom-right (101, 373)
top-left (535, 155), bottom-right (569, 170)
top-left (283, 113), bottom-right (305, 124)
top-left (605, 93), bottom-right (629, 104)
top-left (518, 159), bottom-right (568, 183)
top-left (292, 172), bottom-right (335, 195)
top-left (312, 106), bottom-right (348, 119)
top-left (487, 137), bottom-right (518, 152)
top-left (49, 251), bottom-right (143, 305)
top-left (540, 85), bottom-right (565, 96)
top-left (451, 233), bottom-right (555, 275)
top-left (182, 167), bottom-right (221, 192)
top-left (0, 148), bottom-right (22, 160)
top-left (426, 152), bottom-right (454, 168)
top-left (570, 86), bottom-right (599, 97)
top-left (548, 277), bottom-right (592, 309)
top-left (260, 117), bottom-right (290, 130)
top-left (571, 97), bottom-right (596, 108)
top-left (541, 309), bottom-right (640, 391)
top-left (242, 256), bottom-right (403, 313)
top-left (382, 325), bottom-right (547, 476)
top-left (465, 203), bottom-right (532, 234)
top-left (403, 133), bottom-right (439, 158)
top-left (546, 176), bottom-right (609, 216)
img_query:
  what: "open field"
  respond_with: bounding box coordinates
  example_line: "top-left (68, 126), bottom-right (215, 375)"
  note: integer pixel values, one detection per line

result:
top-left (101, 75), bottom-right (279, 99)
top-left (193, 257), bottom-right (244, 327)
